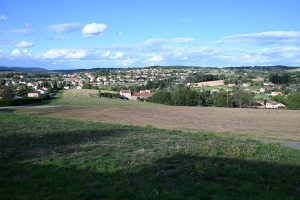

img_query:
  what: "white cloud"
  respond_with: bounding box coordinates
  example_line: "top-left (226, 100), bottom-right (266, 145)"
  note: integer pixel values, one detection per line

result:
top-left (47, 36), bottom-right (71, 40)
top-left (109, 52), bottom-right (123, 59)
top-left (101, 51), bottom-right (110, 57)
top-left (116, 57), bottom-right (136, 66)
top-left (25, 23), bottom-right (30, 27)
top-left (171, 37), bottom-right (195, 44)
top-left (82, 23), bottom-right (108, 37)
top-left (14, 41), bottom-right (34, 48)
top-left (44, 49), bottom-right (86, 59)
top-left (145, 55), bottom-right (163, 62)
top-left (44, 49), bottom-right (66, 59)
top-left (47, 22), bottom-right (83, 33)
top-left (12, 49), bottom-right (20, 55)
top-left (217, 31), bottom-right (300, 46)
top-left (52, 62), bottom-right (57, 65)
top-left (65, 50), bottom-right (86, 59)
top-left (117, 32), bottom-right (123, 36)
top-left (2, 37), bottom-right (300, 69)
top-left (0, 29), bottom-right (34, 35)
top-left (0, 14), bottom-right (8, 21)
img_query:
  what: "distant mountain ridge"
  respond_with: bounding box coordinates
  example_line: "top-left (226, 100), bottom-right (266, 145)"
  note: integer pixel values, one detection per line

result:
top-left (0, 66), bottom-right (47, 72)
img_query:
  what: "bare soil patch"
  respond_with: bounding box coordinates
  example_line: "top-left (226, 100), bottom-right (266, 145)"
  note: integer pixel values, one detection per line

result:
top-left (193, 80), bottom-right (224, 87)
top-left (19, 106), bottom-right (300, 140)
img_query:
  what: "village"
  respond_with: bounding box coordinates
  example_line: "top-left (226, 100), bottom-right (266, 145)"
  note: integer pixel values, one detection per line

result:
top-left (0, 66), bottom-right (299, 109)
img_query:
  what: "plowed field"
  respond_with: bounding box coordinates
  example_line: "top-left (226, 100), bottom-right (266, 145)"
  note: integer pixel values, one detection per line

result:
top-left (19, 105), bottom-right (300, 140)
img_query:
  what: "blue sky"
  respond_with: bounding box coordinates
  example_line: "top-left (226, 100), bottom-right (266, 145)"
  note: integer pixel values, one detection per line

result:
top-left (1, 0), bottom-right (300, 69)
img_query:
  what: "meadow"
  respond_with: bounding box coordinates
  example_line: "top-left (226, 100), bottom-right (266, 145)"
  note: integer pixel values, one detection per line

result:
top-left (1, 111), bottom-right (300, 199)
top-left (45, 89), bottom-right (158, 107)
top-left (1, 89), bottom-right (300, 199)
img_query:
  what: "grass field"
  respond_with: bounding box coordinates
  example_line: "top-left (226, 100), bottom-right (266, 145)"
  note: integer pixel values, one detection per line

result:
top-left (285, 68), bottom-right (300, 72)
top-left (2, 89), bottom-right (300, 199)
top-left (1, 111), bottom-right (300, 199)
top-left (46, 89), bottom-right (158, 107)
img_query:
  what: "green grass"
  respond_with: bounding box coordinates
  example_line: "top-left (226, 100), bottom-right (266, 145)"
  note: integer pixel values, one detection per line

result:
top-left (43, 90), bottom-right (158, 107)
top-left (285, 68), bottom-right (300, 72)
top-left (254, 93), bottom-right (270, 100)
top-left (1, 111), bottom-right (300, 199)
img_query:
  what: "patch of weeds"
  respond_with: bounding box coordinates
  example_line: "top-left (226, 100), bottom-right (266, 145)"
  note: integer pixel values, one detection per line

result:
top-left (145, 123), bottom-right (154, 129)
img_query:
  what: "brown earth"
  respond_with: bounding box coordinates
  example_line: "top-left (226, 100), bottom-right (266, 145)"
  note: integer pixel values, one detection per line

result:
top-left (193, 80), bottom-right (224, 87)
top-left (19, 105), bottom-right (300, 140)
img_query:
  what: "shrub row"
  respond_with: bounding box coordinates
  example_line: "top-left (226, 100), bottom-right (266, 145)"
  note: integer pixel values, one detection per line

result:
top-left (0, 98), bottom-right (43, 107)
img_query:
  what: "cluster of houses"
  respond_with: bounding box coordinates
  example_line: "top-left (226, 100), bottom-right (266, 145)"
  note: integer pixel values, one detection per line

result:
top-left (61, 68), bottom-right (192, 89)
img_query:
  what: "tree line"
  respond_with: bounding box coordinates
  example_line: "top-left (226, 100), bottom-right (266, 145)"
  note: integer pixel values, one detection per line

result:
top-left (146, 86), bottom-right (256, 108)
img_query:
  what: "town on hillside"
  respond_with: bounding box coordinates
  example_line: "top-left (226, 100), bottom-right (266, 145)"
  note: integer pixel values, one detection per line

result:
top-left (0, 66), bottom-right (299, 109)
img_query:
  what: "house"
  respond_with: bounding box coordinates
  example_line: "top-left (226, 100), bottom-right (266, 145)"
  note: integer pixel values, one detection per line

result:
top-left (130, 92), bottom-right (152, 101)
top-left (260, 88), bottom-right (267, 93)
top-left (228, 84), bottom-right (236, 87)
top-left (140, 90), bottom-right (151, 93)
top-left (263, 82), bottom-right (274, 86)
top-left (265, 100), bottom-right (285, 108)
top-left (271, 92), bottom-right (282, 96)
top-left (28, 91), bottom-right (41, 98)
top-left (120, 90), bottom-right (131, 99)
top-left (211, 88), bottom-right (220, 93)
top-left (255, 101), bottom-right (264, 106)
top-left (243, 82), bottom-right (251, 87)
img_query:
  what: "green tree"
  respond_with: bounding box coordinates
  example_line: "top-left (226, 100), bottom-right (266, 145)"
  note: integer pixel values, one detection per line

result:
top-left (41, 81), bottom-right (51, 88)
top-left (0, 79), bottom-right (5, 86)
top-left (83, 82), bottom-right (92, 89)
top-left (271, 95), bottom-right (287, 105)
top-left (233, 89), bottom-right (255, 108)
top-left (214, 92), bottom-right (233, 107)
top-left (1, 86), bottom-right (15, 100)
top-left (185, 89), bottom-right (200, 106)
top-left (151, 90), bottom-right (171, 105)
top-left (287, 92), bottom-right (300, 110)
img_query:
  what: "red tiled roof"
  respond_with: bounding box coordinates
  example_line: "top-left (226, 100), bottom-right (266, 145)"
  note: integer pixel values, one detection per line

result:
top-left (120, 90), bottom-right (131, 93)
top-left (267, 100), bottom-right (280, 105)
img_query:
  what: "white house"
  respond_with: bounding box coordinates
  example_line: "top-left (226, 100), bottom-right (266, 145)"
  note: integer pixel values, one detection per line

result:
top-left (271, 92), bottom-right (282, 96)
top-left (266, 100), bottom-right (285, 108)
top-left (260, 88), bottom-right (267, 93)
top-left (28, 91), bottom-right (41, 98)
top-left (120, 90), bottom-right (131, 99)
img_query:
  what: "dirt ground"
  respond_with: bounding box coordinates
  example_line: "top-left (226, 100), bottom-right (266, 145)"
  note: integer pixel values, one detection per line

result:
top-left (19, 105), bottom-right (300, 141)
top-left (193, 80), bottom-right (224, 87)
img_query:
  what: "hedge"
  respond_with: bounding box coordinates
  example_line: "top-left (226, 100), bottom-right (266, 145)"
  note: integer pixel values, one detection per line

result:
top-left (0, 98), bottom-right (43, 107)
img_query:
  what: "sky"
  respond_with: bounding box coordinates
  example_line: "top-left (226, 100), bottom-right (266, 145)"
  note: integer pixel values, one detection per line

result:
top-left (1, 0), bottom-right (300, 69)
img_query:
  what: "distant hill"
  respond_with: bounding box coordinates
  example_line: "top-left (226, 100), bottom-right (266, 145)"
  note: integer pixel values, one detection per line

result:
top-left (0, 66), bottom-right (47, 72)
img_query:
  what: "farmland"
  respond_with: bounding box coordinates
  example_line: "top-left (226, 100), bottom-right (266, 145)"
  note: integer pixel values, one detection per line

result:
top-left (193, 80), bottom-right (224, 87)
top-left (16, 90), bottom-right (300, 140)
top-left (1, 89), bottom-right (300, 199)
